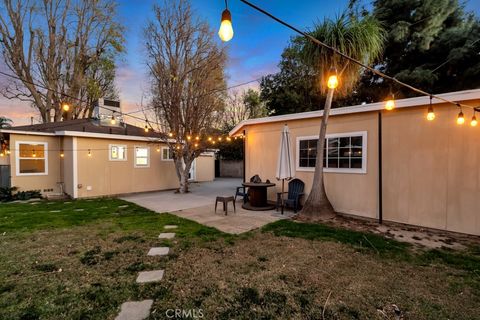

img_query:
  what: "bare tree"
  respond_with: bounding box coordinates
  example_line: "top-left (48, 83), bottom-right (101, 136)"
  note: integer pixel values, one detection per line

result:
top-left (145, 0), bottom-right (226, 193)
top-left (220, 88), bottom-right (268, 130)
top-left (0, 0), bottom-right (124, 122)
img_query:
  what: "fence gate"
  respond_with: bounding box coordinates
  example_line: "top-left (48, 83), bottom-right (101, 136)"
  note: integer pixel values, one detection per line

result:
top-left (0, 165), bottom-right (11, 188)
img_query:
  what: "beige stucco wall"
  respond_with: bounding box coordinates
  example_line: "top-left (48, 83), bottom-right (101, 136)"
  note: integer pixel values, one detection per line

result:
top-left (62, 137), bottom-right (75, 197)
top-left (382, 101), bottom-right (480, 235)
top-left (245, 112), bottom-right (379, 219)
top-left (194, 153), bottom-right (215, 182)
top-left (244, 98), bottom-right (480, 235)
top-left (75, 137), bottom-right (178, 197)
top-left (9, 133), bottom-right (62, 195)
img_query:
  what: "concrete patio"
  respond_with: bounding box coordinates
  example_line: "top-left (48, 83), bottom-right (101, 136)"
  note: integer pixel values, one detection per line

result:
top-left (121, 178), bottom-right (294, 234)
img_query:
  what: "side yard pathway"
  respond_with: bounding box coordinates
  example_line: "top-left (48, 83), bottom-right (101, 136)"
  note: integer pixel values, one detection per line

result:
top-left (115, 225), bottom-right (178, 320)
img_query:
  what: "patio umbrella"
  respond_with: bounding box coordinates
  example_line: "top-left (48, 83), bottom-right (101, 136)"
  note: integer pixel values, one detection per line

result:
top-left (276, 124), bottom-right (295, 214)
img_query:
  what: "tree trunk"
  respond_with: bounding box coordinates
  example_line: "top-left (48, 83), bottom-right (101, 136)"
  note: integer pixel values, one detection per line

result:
top-left (298, 88), bottom-right (336, 221)
top-left (174, 156), bottom-right (192, 194)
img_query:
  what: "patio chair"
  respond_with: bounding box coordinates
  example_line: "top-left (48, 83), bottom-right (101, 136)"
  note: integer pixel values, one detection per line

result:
top-left (276, 178), bottom-right (305, 213)
top-left (234, 175), bottom-right (260, 203)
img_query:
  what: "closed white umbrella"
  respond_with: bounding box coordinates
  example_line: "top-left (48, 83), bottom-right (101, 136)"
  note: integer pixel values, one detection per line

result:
top-left (276, 124), bottom-right (295, 214)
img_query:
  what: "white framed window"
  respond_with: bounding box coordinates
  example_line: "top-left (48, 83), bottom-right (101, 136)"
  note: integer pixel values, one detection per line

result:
top-left (134, 146), bottom-right (150, 168)
top-left (161, 147), bottom-right (173, 161)
top-left (16, 141), bottom-right (48, 176)
top-left (296, 131), bottom-right (367, 174)
top-left (109, 144), bottom-right (127, 161)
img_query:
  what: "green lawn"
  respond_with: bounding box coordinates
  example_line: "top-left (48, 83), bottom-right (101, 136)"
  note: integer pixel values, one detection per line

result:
top-left (1, 199), bottom-right (479, 319)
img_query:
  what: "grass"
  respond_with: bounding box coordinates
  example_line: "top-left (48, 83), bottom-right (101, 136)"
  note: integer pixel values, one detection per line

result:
top-left (1, 199), bottom-right (479, 319)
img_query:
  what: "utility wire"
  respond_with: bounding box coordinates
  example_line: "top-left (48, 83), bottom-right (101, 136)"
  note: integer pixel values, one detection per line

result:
top-left (239, 0), bottom-right (479, 111)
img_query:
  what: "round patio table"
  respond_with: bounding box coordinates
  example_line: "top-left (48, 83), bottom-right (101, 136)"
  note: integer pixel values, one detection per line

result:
top-left (242, 182), bottom-right (276, 211)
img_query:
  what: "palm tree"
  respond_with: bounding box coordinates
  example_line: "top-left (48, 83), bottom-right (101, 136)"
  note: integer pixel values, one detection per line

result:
top-left (298, 13), bottom-right (385, 220)
top-left (0, 117), bottom-right (12, 128)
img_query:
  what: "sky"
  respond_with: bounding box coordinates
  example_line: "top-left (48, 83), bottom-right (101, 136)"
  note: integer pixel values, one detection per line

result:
top-left (1, 0), bottom-right (480, 126)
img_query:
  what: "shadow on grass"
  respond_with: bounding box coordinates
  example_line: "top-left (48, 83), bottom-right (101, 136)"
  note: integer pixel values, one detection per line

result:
top-left (262, 220), bottom-right (480, 273)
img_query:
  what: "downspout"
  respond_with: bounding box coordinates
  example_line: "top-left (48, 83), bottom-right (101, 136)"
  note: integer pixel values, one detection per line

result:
top-left (378, 111), bottom-right (383, 224)
top-left (243, 129), bottom-right (246, 183)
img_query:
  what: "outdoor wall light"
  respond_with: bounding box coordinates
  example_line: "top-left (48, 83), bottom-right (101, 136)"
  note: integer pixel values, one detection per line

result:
top-left (218, 0), bottom-right (233, 42)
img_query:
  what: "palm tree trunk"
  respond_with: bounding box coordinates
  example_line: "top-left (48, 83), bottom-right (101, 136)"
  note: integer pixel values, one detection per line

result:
top-left (299, 87), bottom-right (335, 220)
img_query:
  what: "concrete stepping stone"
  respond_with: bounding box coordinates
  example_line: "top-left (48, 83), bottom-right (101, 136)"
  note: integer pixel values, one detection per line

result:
top-left (158, 233), bottom-right (175, 239)
top-left (147, 247), bottom-right (170, 256)
top-left (74, 208), bottom-right (84, 212)
top-left (164, 225), bottom-right (178, 229)
top-left (115, 299), bottom-right (153, 320)
top-left (49, 210), bottom-right (61, 213)
top-left (136, 270), bottom-right (164, 283)
top-left (118, 205), bottom-right (129, 208)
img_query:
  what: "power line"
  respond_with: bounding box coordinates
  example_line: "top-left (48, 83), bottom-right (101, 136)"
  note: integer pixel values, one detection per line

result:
top-left (238, 0), bottom-right (479, 111)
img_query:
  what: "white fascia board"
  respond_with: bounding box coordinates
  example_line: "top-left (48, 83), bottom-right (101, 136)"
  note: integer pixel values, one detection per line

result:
top-left (229, 88), bottom-right (480, 136)
top-left (56, 130), bottom-right (176, 143)
top-left (0, 129), bottom-right (56, 136)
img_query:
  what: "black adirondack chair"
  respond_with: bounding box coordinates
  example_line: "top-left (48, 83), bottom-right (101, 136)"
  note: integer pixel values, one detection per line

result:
top-left (276, 178), bottom-right (305, 213)
top-left (235, 185), bottom-right (249, 203)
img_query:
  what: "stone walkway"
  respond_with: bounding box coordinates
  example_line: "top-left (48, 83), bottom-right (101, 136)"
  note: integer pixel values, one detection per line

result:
top-left (115, 225), bottom-right (177, 320)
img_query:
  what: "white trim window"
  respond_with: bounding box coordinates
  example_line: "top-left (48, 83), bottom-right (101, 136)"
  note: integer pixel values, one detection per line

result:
top-left (161, 147), bottom-right (173, 161)
top-left (109, 144), bottom-right (127, 161)
top-left (16, 141), bottom-right (48, 176)
top-left (296, 131), bottom-right (367, 174)
top-left (134, 146), bottom-right (150, 168)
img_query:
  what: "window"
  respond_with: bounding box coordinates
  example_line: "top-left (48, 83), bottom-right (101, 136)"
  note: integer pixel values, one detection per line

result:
top-left (161, 147), bottom-right (173, 161)
top-left (134, 146), bottom-right (150, 167)
top-left (296, 131), bottom-right (367, 173)
top-left (16, 141), bottom-right (48, 175)
top-left (109, 144), bottom-right (127, 161)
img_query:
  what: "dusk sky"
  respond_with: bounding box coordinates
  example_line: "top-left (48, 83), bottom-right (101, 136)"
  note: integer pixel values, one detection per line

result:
top-left (1, 0), bottom-right (480, 126)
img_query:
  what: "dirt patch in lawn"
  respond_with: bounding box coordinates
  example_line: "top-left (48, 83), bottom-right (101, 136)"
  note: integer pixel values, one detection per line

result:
top-left (153, 232), bottom-right (480, 320)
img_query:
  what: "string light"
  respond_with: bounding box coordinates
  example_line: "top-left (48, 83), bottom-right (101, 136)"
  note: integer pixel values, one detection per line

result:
top-left (60, 151), bottom-right (64, 158)
top-left (208, 137), bottom-right (212, 141)
top-left (0, 152), bottom-right (4, 157)
top-left (385, 93), bottom-right (395, 111)
top-left (212, 141), bottom-right (216, 145)
top-left (471, 112), bottom-right (478, 127)
top-left (326, 67), bottom-right (338, 89)
top-left (457, 108), bottom-right (465, 125)
top-left (88, 149), bottom-right (92, 157)
top-left (195, 136), bottom-right (200, 141)
top-left (218, 0), bottom-right (234, 42)
top-left (156, 146), bottom-right (160, 152)
top-left (62, 104), bottom-right (70, 112)
top-left (187, 135), bottom-right (191, 141)
top-left (32, 149), bottom-right (36, 158)
top-left (194, 143), bottom-right (199, 148)
top-left (168, 132), bottom-right (173, 138)
top-left (110, 115), bottom-right (116, 125)
top-left (5, 149), bottom-right (10, 155)
top-left (427, 95), bottom-right (435, 121)
top-left (218, 137), bottom-right (222, 142)
top-left (226, 137), bottom-right (232, 142)
top-left (144, 123), bottom-right (149, 132)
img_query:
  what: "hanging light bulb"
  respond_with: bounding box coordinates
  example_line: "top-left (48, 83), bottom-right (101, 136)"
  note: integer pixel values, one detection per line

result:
top-left (427, 95), bottom-right (435, 121)
top-left (88, 149), bottom-right (92, 157)
top-left (194, 143), bottom-right (199, 148)
top-left (471, 113), bottom-right (478, 127)
top-left (62, 103), bottom-right (70, 112)
top-left (208, 137), bottom-right (212, 141)
top-left (457, 110), bottom-right (465, 125)
top-left (218, 0), bottom-right (233, 42)
top-left (195, 136), bottom-right (200, 141)
top-left (156, 146), bottom-right (160, 152)
top-left (0, 152), bottom-right (4, 157)
top-left (110, 115), bottom-right (116, 125)
top-left (385, 93), bottom-right (395, 111)
top-left (60, 151), bottom-right (64, 158)
top-left (226, 137), bottom-right (231, 142)
top-left (32, 149), bottom-right (36, 158)
top-left (144, 123), bottom-right (149, 132)
top-left (187, 135), bottom-right (192, 141)
top-left (212, 141), bottom-right (216, 145)
top-left (168, 132), bottom-right (173, 138)
top-left (218, 137), bottom-right (222, 142)
top-left (326, 67), bottom-right (338, 89)
top-left (5, 149), bottom-right (10, 155)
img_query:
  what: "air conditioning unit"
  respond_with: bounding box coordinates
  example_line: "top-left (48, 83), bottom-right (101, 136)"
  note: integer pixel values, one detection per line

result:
top-left (93, 98), bottom-right (123, 126)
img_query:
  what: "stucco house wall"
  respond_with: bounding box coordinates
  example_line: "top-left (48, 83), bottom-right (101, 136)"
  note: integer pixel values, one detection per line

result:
top-left (194, 153), bottom-right (215, 182)
top-left (234, 91), bottom-right (480, 236)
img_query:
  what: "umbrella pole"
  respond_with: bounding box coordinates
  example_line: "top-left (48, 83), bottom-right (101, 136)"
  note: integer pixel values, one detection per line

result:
top-left (281, 179), bottom-right (284, 215)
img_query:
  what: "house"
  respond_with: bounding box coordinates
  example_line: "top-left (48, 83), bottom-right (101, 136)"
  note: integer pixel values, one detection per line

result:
top-left (230, 89), bottom-right (480, 236)
top-left (0, 111), bottom-right (215, 198)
